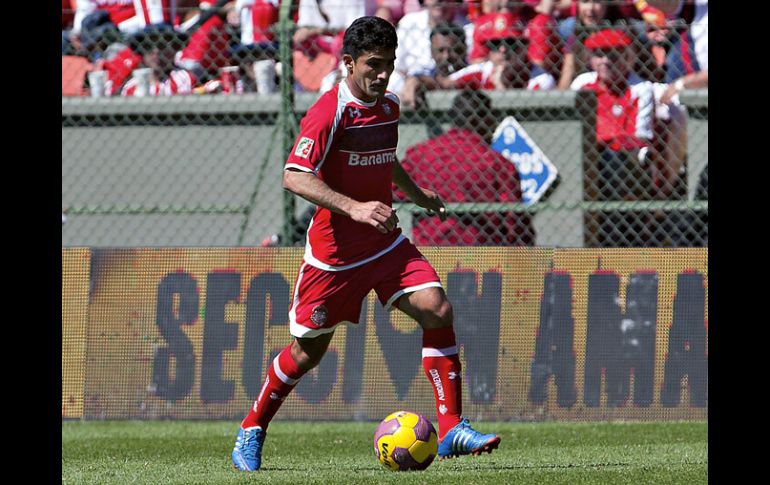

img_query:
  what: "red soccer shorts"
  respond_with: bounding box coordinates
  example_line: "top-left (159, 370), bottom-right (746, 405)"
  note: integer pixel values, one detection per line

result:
top-left (289, 239), bottom-right (442, 338)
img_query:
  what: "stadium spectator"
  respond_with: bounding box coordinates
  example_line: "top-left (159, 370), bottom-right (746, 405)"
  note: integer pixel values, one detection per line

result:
top-left (62, 0), bottom-right (76, 31)
top-left (291, 0), bottom-right (373, 91)
top-left (438, 12), bottom-right (556, 91)
top-left (92, 42), bottom-right (143, 96)
top-left (233, 0), bottom-right (280, 48)
top-left (468, 0), bottom-right (562, 77)
top-left (65, 0), bottom-right (184, 61)
top-left (556, 0), bottom-right (628, 89)
top-left (175, 1), bottom-right (239, 82)
top-left (64, 0), bottom-right (133, 60)
top-left (397, 89), bottom-right (536, 245)
top-left (649, 68), bottom-right (705, 202)
top-left (662, 0), bottom-right (706, 83)
top-left (375, 0), bottom-right (423, 24)
top-left (120, 25), bottom-right (196, 96)
top-left (387, 0), bottom-right (461, 97)
top-left (400, 23), bottom-right (468, 108)
top-left (570, 28), bottom-right (658, 246)
top-left (196, 43), bottom-right (281, 93)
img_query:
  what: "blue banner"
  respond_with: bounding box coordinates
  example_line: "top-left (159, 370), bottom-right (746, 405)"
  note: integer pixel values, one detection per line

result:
top-left (491, 116), bottom-right (559, 205)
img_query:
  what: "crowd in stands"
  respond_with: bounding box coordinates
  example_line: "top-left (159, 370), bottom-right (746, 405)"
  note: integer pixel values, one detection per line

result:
top-left (63, 1), bottom-right (707, 99)
top-left (62, 0), bottom-right (708, 246)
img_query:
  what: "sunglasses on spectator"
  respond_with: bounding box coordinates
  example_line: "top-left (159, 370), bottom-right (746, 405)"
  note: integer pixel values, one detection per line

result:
top-left (486, 39), bottom-right (527, 52)
top-left (591, 47), bottom-right (626, 58)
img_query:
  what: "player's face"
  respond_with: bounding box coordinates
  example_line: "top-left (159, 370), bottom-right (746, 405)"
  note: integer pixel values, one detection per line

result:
top-left (344, 47), bottom-right (396, 102)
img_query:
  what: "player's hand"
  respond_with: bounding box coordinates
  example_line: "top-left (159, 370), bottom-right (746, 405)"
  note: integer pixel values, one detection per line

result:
top-left (350, 201), bottom-right (400, 234)
top-left (417, 188), bottom-right (447, 222)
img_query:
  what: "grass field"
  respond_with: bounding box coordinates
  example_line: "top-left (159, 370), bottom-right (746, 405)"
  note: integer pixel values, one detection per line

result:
top-left (62, 420), bottom-right (707, 484)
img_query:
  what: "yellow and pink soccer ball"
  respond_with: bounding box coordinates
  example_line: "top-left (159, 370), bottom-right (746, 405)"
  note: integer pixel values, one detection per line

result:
top-left (373, 410), bottom-right (438, 471)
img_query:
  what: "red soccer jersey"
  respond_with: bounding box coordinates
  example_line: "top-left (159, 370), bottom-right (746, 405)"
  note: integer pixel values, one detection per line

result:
top-left (285, 81), bottom-right (404, 270)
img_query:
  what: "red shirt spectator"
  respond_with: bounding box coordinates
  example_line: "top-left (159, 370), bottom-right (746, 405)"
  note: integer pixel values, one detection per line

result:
top-left (444, 13), bottom-right (556, 91)
top-left (72, 0), bottom-right (136, 35)
top-left (397, 90), bottom-right (535, 246)
top-left (570, 29), bottom-right (655, 152)
top-left (99, 46), bottom-right (143, 95)
top-left (176, 2), bottom-right (236, 78)
top-left (236, 0), bottom-right (280, 45)
top-left (399, 127), bottom-right (534, 246)
top-left (63, 0), bottom-right (76, 29)
top-left (469, 3), bottom-right (561, 75)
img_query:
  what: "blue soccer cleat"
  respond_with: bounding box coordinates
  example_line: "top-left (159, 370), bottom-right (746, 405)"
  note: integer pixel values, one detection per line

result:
top-left (231, 426), bottom-right (266, 471)
top-left (437, 418), bottom-right (501, 459)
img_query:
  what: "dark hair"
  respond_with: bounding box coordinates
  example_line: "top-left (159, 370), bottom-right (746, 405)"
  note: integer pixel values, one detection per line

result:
top-left (430, 22), bottom-right (466, 44)
top-left (449, 89), bottom-right (493, 132)
top-left (342, 16), bottom-right (397, 59)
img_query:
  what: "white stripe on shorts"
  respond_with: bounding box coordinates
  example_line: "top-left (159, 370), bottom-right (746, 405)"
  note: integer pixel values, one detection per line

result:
top-left (422, 345), bottom-right (459, 358)
top-left (383, 282), bottom-right (443, 311)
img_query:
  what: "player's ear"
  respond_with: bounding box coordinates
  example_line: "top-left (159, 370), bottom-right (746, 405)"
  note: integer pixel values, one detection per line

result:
top-left (342, 54), bottom-right (355, 75)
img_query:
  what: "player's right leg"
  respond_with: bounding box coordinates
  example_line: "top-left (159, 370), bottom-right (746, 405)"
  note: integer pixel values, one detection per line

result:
top-left (233, 261), bottom-right (367, 471)
top-left (232, 333), bottom-right (334, 471)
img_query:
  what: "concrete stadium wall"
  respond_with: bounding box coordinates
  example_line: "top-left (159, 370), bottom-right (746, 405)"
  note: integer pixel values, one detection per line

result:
top-left (62, 90), bottom-right (707, 247)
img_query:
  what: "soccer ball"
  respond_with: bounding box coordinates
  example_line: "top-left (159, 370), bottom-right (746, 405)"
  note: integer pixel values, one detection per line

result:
top-left (373, 410), bottom-right (438, 471)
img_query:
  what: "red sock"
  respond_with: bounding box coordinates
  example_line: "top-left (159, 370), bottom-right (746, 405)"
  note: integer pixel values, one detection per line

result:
top-left (422, 326), bottom-right (462, 441)
top-left (241, 344), bottom-right (306, 431)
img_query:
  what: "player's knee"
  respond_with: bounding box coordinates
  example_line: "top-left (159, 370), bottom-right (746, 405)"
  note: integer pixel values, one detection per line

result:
top-left (291, 340), bottom-right (325, 370)
top-left (426, 299), bottom-right (453, 328)
top-left (436, 299), bottom-right (454, 326)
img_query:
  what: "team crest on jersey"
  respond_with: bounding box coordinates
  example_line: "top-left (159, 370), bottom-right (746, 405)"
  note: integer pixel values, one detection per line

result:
top-left (295, 137), bottom-right (315, 158)
top-left (310, 305), bottom-right (328, 326)
top-left (382, 103), bottom-right (391, 116)
top-left (348, 107), bottom-right (362, 119)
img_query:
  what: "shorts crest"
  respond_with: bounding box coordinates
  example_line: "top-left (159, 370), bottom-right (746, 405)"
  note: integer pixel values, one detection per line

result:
top-left (310, 305), bottom-right (329, 326)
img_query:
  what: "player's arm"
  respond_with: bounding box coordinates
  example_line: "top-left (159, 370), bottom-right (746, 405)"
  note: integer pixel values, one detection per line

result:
top-left (283, 169), bottom-right (399, 234)
top-left (392, 161), bottom-right (447, 221)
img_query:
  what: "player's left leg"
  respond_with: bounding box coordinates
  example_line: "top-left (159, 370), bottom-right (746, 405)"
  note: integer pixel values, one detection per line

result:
top-left (373, 240), bottom-right (500, 459)
top-left (397, 287), bottom-right (501, 459)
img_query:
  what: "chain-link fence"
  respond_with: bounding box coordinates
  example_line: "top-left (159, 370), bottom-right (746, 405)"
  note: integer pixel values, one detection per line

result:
top-left (62, 1), bottom-right (708, 423)
top-left (62, 0), bottom-right (707, 248)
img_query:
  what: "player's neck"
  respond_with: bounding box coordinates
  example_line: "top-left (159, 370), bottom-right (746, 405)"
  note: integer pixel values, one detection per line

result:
top-left (344, 77), bottom-right (379, 104)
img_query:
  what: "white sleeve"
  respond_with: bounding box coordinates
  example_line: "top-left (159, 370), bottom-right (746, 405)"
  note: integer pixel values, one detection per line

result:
top-left (72, 0), bottom-right (97, 34)
top-left (632, 82), bottom-right (655, 141)
top-left (296, 0), bottom-right (327, 28)
top-left (569, 72), bottom-right (597, 91)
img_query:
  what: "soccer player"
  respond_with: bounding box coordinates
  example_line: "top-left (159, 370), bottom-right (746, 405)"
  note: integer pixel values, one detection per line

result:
top-left (231, 15), bottom-right (501, 472)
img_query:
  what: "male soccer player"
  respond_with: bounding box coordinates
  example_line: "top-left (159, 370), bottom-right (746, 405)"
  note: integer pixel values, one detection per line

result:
top-left (231, 15), bottom-right (501, 472)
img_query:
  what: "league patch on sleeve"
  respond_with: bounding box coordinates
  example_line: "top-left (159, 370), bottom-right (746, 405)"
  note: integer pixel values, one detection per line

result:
top-left (295, 137), bottom-right (315, 159)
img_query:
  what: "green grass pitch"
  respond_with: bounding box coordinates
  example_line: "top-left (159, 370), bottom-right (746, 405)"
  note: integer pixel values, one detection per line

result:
top-left (62, 420), bottom-right (707, 484)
